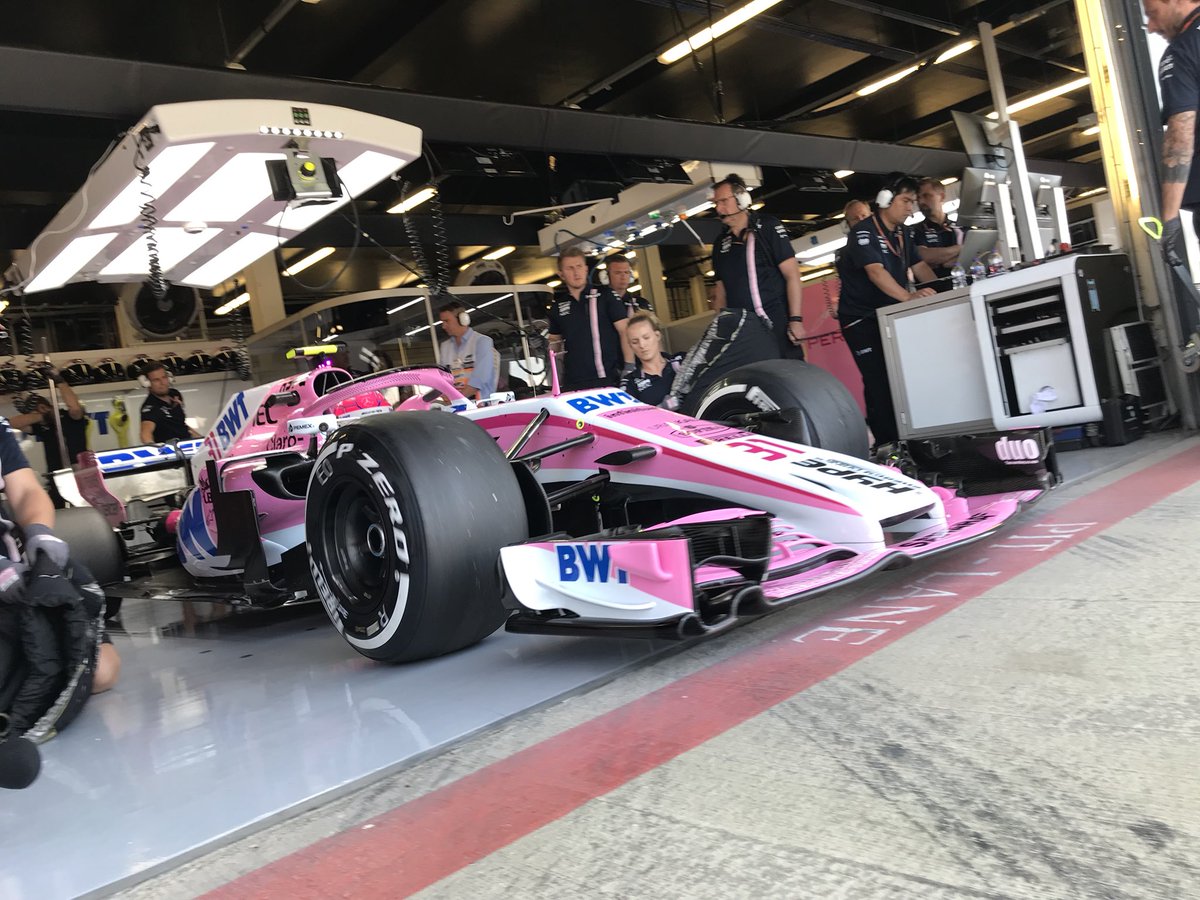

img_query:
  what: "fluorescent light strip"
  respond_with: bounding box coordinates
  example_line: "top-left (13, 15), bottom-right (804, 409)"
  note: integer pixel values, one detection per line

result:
top-left (387, 298), bottom-right (424, 315)
top-left (99, 228), bottom-right (223, 278)
top-left (796, 236), bottom-right (847, 260)
top-left (857, 65), bottom-right (919, 97)
top-left (165, 152), bottom-right (285, 223)
top-left (90, 143), bottom-right (216, 229)
top-left (388, 186), bottom-right (436, 214)
top-left (26, 233), bottom-right (119, 292)
top-left (628, 284), bottom-right (642, 292)
top-left (546, 279), bottom-right (562, 288)
top-left (1081, 125), bottom-right (1100, 136)
top-left (266, 151), bottom-right (406, 232)
top-left (214, 291), bottom-right (251, 316)
top-left (800, 267), bottom-right (836, 282)
top-left (684, 201), bottom-right (714, 217)
top-left (833, 169), bottom-right (854, 179)
top-left (941, 176), bottom-right (959, 185)
top-left (804, 253), bottom-right (837, 267)
top-left (658, 0), bottom-right (785, 64)
top-left (988, 76), bottom-right (1091, 119)
top-left (178, 232), bottom-right (282, 288)
top-left (406, 324), bottom-right (432, 336)
top-left (483, 246), bottom-right (515, 260)
top-left (282, 246), bottom-right (335, 276)
top-left (479, 292), bottom-right (514, 309)
top-left (934, 40), bottom-right (977, 64)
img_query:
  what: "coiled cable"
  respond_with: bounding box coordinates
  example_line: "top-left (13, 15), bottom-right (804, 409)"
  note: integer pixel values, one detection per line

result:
top-left (133, 126), bottom-right (167, 301)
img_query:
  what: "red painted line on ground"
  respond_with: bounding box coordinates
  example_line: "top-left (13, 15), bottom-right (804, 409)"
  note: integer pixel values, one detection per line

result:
top-left (209, 443), bottom-right (1200, 899)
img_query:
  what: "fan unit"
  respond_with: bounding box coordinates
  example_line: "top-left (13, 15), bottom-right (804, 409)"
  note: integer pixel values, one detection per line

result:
top-left (122, 282), bottom-right (200, 339)
top-left (455, 259), bottom-right (508, 287)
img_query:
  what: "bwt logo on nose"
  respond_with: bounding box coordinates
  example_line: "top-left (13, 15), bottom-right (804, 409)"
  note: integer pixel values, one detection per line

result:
top-left (556, 544), bottom-right (628, 584)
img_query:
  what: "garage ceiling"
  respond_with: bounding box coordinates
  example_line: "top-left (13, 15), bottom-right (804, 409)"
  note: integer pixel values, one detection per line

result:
top-left (0, 0), bottom-right (1105, 304)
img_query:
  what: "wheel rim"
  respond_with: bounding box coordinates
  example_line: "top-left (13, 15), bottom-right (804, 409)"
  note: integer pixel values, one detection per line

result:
top-left (323, 478), bottom-right (393, 610)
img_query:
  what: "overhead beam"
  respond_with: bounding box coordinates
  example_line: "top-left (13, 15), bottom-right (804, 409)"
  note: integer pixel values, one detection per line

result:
top-left (0, 46), bottom-right (1101, 184)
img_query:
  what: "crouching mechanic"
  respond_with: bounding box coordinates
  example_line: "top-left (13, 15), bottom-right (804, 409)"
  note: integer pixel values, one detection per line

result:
top-left (0, 418), bottom-right (118, 741)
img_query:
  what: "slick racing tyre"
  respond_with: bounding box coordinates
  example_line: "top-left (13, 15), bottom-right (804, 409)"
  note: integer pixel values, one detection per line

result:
top-left (306, 411), bottom-right (528, 663)
top-left (686, 359), bottom-right (869, 460)
top-left (50, 506), bottom-right (123, 586)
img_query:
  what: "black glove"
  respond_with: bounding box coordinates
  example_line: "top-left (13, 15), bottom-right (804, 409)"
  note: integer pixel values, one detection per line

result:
top-left (24, 553), bottom-right (79, 608)
top-left (1163, 218), bottom-right (1187, 269)
top-left (23, 524), bottom-right (69, 571)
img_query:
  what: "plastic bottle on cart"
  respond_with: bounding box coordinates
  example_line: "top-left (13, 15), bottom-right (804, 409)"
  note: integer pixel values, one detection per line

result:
top-left (950, 263), bottom-right (967, 289)
top-left (985, 249), bottom-right (1005, 277)
top-left (968, 256), bottom-right (986, 283)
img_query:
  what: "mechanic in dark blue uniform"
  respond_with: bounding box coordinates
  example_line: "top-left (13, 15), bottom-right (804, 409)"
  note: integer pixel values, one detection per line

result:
top-left (547, 247), bottom-right (630, 391)
top-left (139, 363), bottom-right (197, 444)
top-left (834, 199), bottom-right (872, 293)
top-left (912, 177), bottom-right (963, 282)
top-left (711, 174), bottom-right (805, 359)
top-left (838, 175), bottom-right (938, 449)
top-left (1148, 0), bottom-right (1200, 277)
top-left (620, 313), bottom-right (684, 407)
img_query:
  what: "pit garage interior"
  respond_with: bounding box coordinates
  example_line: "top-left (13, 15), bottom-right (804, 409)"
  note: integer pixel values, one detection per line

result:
top-left (0, 2), bottom-right (1199, 898)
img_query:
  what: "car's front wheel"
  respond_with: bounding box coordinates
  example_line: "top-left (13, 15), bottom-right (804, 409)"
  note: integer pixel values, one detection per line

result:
top-left (305, 411), bottom-right (528, 663)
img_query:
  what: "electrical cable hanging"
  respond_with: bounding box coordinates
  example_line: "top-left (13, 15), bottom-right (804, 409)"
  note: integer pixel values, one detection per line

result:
top-left (400, 180), bottom-right (444, 295)
top-left (133, 126), bottom-right (168, 301)
top-left (276, 173), bottom-right (362, 293)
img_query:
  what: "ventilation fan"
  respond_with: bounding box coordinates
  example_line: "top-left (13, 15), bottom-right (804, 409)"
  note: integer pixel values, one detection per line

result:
top-left (455, 258), bottom-right (509, 287)
top-left (122, 282), bottom-right (200, 339)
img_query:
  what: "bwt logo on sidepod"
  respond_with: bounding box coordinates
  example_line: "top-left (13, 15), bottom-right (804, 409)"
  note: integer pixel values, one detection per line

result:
top-left (566, 391), bottom-right (634, 414)
top-left (556, 544), bottom-right (629, 584)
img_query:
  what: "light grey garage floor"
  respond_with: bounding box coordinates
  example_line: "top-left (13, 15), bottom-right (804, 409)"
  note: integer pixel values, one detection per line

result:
top-left (1, 431), bottom-right (1187, 899)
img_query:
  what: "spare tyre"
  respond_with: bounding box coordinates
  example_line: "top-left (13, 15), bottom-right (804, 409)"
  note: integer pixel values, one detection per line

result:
top-left (306, 411), bottom-right (528, 663)
top-left (686, 359), bottom-right (869, 460)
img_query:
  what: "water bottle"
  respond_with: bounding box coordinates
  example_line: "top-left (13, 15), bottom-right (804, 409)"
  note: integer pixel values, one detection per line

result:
top-left (950, 263), bottom-right (967, 289)
top-left (968, 256), bottom-right (986, 282)
top-left (985, 249), bottom-right (1005, 276)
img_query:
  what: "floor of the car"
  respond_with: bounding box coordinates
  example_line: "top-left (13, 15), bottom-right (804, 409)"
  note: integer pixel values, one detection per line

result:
top-left (105, 567), bottom-right (255, 605)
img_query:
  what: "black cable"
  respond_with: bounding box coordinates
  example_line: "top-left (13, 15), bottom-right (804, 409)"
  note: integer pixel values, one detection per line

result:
top-left (705, 0), bottom-right (724, 125)
top-left (668, 0), bottom-right (723, 124)
top-left (337, 212), bottom-right (428, 284)
top-left (133, 126), bottom-right (167, 301)
top-left (275, 172), bottom-right (361, 293)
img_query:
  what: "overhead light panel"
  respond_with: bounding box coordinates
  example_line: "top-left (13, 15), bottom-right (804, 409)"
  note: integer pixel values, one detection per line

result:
top-left (934, 40), bottom-right (977, 64)
top-left (796, 236), bottom-right (847, 260)
top-left (750, 202), bottom-right (765, 210)
top-left (624, 251), bottom-right (637, 258)
top-left (546, 279), bottom-right (562, 288)
top-left (482, 246), bottom-right (516, 260)
top-left (987, 76), bottom-right (1091, 119)
top-left (940, 176), bottom-right (959, 185)
top-left (658, 0), bottom-right (785, 65)
top-left (214, 291), bottom-right (251, 316)
top-left (388, 186), bottom-right (436, 214)
top-left (282, 246), bottom-right (336, 276)
top-left (1081, 125), bottom-right (1100, 136)
top-left (833, 170), bottom-right (854, 179)
top-left (1075, 186), bottom-right (1108, 200)
top-left (20, 99), bottom-right (422, 293)
top-left (857, 65), bottom-right (920, 97)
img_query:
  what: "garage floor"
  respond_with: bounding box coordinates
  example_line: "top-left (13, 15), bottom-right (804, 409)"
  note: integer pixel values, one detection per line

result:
top-left (4, 432), bottom-right (1197, 899)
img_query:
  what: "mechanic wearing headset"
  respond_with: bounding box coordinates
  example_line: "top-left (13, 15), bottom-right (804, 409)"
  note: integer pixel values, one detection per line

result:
top-left (437, 300), bottom-right (498, 401)
top-left (710, 173), bottom-right (806, 359)
top-left (838, 175), bottom-right (938, 450)
top-left (546, 246), bottom-right (630, 391)
top-left (913, 177), bottom-right (963, 281)
top-left (139, 363), bottom-right (199, 444)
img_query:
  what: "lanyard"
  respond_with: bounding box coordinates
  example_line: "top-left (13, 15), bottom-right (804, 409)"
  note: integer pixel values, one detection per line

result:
top-left (872, 214), bottom-right (905, 261)
top-left (1182, 5), bottom-right (1200, 35)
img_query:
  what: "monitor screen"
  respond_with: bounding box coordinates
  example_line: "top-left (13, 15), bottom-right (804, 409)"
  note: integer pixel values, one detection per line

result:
top-left (952, 110), bottom-right (1014, 171)
top-left (957, 167), bottom-right (1006, 226)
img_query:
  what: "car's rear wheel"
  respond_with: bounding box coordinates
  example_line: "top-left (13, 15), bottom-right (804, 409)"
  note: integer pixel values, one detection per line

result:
top-left (686, 359), bottom-right (869, 459)
top-left (53, 506), bottom-right (123, 586)
top-left (305, 411), bottom-right (528, 663)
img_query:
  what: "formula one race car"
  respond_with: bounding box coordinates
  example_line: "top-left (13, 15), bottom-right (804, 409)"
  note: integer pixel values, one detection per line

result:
top-left (66, 357), bottom-right (1053, 663)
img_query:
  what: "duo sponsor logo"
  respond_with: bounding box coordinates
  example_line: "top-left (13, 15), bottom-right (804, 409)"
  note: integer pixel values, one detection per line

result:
top-left (556, 544), bottom-right (629, 584)
top-left (994, 436), bottom-right (1042, 464)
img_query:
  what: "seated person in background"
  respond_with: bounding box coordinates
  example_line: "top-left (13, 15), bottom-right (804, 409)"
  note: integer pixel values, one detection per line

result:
top-left (620, 313), bottom-right (684, 407)
top-left (913, 177), bottom-right (963, 280)
top-left (436, 300), bottom-right (498, 400)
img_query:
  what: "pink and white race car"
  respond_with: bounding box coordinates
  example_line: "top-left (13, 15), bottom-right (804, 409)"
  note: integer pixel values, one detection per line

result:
top-left (71, 358), bottom-right (1051, 663)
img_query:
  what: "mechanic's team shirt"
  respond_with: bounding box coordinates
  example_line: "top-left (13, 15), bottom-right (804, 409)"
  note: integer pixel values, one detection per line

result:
top-left (911, 216), bottom-right (963, 280)
top-left (140, 389), bottom-right (191, 442)
top-left (546, 286), bottom-right (628, 389)
top-left (615, 291), bottom-right (652, 320)
top-left (31, 412), bottom-right (88, 471)
top-left (838, 214), bottom-right (922, 321)
top-left (1160, 4), bottom-right (1200, 211)
top-left (621, 353), bottom-right (684, 407)
top-left (712, 211), bottom-right (794, 327)
top-left (438, 328), bottom-right (498, 398)
top-left (0, 418), bottom-right (31, 487)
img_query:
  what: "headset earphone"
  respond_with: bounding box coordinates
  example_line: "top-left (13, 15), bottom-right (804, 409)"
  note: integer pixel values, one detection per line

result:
top-left (874, 174), bottom-right (911, 210)
top-left (457, 309), bottom-right (471, 327)
top-left (715, 175), bottom-right (753, 212)
top-left (136, 366), bottom-right (174, 390)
